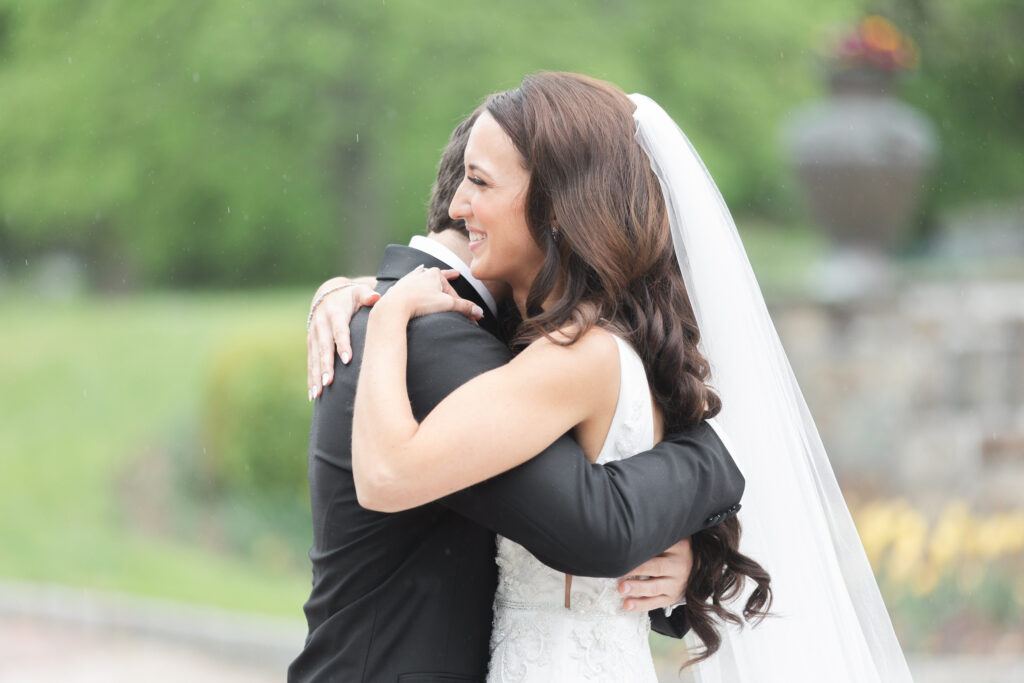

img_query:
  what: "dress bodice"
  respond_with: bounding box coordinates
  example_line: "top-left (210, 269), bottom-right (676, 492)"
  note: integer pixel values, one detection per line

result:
top-left (488, 334), bottom-right (659, 682)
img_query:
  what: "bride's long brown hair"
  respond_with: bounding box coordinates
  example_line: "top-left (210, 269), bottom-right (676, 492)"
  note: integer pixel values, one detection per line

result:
top-left (485, 72), bottom-right (772, 665)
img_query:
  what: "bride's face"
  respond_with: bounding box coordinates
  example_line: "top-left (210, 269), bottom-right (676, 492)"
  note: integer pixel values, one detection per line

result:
top-left (449, 112), bottom-right (545, 295)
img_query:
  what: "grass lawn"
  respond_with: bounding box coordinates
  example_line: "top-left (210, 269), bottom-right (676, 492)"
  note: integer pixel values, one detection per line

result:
top-left (0, 228), bottom-right (821, 618)
top-left (0, 289), bottom-right (314, 617)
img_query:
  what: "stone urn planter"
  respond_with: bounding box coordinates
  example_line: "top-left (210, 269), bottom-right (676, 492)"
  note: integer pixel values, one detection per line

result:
top-left (785, 67), bottom-right (937, 254)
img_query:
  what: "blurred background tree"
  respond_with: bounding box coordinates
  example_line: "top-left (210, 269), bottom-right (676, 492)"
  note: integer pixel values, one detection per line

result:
top-left (885, 0), bottom-right (1024, 206)
top-left (4, 0), bottom-right (1018, 288)
top-left (0, 0), bottom-right (868, 288)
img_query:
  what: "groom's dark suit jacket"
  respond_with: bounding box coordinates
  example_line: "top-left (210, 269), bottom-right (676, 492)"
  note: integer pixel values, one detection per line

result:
top-left (288, 244), bottom-right (744, 683)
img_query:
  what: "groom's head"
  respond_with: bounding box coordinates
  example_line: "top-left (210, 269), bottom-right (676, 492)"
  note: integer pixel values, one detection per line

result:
top-left (427, 110), bottom-right (480, 237)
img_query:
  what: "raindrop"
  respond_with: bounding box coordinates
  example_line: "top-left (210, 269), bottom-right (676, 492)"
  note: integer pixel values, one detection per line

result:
top-left (356, 133), bottom-right (360, 143)
top-left (193, 72), bottom-right (200, 83)
top-left (67, 57), bottom-right (72, 64)
top-left (227, 206), bottom-right (231, 214)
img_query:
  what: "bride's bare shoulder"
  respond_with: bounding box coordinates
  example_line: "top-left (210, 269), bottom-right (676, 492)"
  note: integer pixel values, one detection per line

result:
top-left (515, 324), bottom-right (620, 374)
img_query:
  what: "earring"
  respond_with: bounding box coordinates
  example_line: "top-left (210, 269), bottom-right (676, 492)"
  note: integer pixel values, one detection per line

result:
top-left (551, 225), bottom-right (560, 242)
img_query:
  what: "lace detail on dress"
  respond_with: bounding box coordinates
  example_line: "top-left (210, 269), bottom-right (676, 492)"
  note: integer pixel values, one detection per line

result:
top-left (487, 335), bottom-right (659, 682)
top-left (569, 614), bottom-right (651, 681)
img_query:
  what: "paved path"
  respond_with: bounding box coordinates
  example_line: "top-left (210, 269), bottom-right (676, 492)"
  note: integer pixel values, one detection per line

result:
top-left (2, 581), bottom-right (1023, 682)
top-left (1, 616), bottom-right (282, 683)
top-left (0, 580), bottom-right (301, 683)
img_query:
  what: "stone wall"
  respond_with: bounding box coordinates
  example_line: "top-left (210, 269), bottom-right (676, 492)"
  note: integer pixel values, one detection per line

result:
top-left (772, 280), bottom-right (1024, 510)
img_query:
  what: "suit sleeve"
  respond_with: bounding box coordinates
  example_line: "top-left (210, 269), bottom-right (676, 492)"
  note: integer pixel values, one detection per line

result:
top-left (403, 312), bottom-right (740, 639)
top-left (405, 313), bottom-right (744, 570)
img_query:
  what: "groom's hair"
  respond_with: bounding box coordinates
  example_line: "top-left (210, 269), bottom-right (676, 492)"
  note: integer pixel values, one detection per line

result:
top-left (426, 110), bottom-right (480, 237)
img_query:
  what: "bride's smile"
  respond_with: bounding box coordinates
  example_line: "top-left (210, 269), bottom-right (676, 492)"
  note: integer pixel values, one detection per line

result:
top-left (467, 227), bottom-right (487, 246)
top-left (449, 111), bottom-right (544, 304)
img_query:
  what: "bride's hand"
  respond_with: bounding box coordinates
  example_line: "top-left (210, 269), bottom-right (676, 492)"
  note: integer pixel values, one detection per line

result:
top-left (375, 266), bottom-right (484, 323)
top-left (307, 276), bottom-right (380, 400)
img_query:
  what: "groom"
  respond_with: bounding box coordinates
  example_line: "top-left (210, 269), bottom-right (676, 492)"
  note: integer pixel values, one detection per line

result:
top-left (289, 112), bottom-right (745, 682)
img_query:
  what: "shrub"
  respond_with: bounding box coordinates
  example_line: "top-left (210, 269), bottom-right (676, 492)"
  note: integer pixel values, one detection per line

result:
top-left (200, 333), bottom-right (311, 503)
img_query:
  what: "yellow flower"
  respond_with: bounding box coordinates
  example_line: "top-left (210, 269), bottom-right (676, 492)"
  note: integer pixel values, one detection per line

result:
top-left (928, 500), bottom-right (972, 573)
top-left (886, 504), bottom-right (928, 583)
top-left (855, 501), bottom-right (900, 568)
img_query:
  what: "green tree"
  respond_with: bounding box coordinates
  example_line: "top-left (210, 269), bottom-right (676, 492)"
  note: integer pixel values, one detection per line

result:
top-left (10, 0), bottom-right (1016, 287)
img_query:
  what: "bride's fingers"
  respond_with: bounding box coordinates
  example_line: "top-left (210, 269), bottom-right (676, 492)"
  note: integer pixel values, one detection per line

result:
top-left (313, 312), bottom-right (336, 397)
top-left (388, 267), bottom-right (482, 321)
top-left (330, 286), bottom-right (381, 369)
top-left (451, 298), bottom-right (484, 322)
top-left (439, 277), bottom-right (484, 322)
top-left (441, 268), bottom-right (461, 281)
top-left (306, 332), bottom-right (318, 401)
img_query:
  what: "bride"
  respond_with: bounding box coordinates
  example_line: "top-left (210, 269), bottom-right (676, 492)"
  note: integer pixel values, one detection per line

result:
top-left (347, 72), bottom-right (911, 681)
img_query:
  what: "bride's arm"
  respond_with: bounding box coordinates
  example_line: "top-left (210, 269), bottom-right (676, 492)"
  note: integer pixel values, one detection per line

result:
top-left (306, 275), bottom-right (379, 399)
top-left (353, 273), bottom-right (613, 513)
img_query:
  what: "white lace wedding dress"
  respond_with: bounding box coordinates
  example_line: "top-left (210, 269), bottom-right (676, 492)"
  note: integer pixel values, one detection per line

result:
top-left (487, 334), bottom-right (660, 682)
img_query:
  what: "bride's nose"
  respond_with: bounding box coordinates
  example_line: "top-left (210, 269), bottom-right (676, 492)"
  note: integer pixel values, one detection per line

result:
top-left (448, 178), bottom-right (472, 220)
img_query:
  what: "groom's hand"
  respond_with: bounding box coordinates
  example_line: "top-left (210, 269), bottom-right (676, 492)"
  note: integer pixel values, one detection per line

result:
top-left (617, 537), bottom-right (692, 611)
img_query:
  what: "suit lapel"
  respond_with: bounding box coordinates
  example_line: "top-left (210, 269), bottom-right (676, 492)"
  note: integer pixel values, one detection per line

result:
top-left (376, 244), bottom-right (503, 339)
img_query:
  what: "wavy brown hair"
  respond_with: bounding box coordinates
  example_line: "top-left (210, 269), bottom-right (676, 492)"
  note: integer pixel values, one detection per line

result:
top-left (485, 72), bottom-right (772, 664)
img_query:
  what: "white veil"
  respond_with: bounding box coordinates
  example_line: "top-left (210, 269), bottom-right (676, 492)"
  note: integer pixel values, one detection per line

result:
top-left (629, 94), bottom-right (912, 682)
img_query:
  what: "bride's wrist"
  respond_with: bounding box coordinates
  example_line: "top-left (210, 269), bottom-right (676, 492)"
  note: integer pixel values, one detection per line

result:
top-left (369, 292), bottom-right (414, 324)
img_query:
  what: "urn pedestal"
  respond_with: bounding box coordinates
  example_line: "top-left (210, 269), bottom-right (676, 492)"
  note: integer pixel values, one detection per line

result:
top-left (785, 70), bottom-right (937, 297)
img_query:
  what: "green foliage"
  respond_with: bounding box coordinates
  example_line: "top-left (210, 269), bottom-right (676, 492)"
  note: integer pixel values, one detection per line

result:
top-left (201, 332), bottom-right (310, 502)
top-left (0, 290), bottom-right (311, 614)
top-left (0, 0), bottom-right (1019, 286)
top-left (0, 0), bottom-right (861, 286)
top-left (883, 0), bottom-right (1024, 206)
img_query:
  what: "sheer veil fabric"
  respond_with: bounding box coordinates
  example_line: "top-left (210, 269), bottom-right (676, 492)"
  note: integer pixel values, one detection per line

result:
top-left (629, 94), bottom-right (912, 682)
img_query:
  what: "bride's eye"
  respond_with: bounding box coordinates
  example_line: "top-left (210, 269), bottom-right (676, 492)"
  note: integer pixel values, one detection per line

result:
top-left (467, 175), bottom-right (486, 187)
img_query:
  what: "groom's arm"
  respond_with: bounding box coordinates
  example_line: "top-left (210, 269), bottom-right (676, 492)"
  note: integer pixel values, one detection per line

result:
top-left (406, 313), bottom-right (744, 579)
top-left (445, 428), bottom-right (741, 577)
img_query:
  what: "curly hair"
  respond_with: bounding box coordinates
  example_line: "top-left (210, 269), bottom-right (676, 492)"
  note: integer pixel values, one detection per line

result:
top-left (485, 71), bottom-right (772, 663)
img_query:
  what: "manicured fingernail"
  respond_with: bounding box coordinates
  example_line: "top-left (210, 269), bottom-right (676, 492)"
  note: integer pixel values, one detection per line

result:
top-left (341, 351), bottom-right (351, 365)
top-left (472, 305), bottom-right (483, 318)
top-left (621, 583), bottom-right (631, 594)
top-left (322, 372), bottom-right (330, 387)
top-left (313, 386), bottom-right (320, 398)
top-left (308, 389), bottom-right (313, 402)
